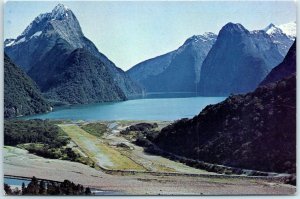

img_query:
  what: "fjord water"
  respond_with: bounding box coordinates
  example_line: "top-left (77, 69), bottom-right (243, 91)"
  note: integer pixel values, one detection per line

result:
top-left (23, 94), bottom-right (226, 121)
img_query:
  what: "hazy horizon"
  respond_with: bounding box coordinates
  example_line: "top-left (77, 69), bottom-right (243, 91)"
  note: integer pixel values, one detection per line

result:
top-left (4, 1), bottom-right (296, 70)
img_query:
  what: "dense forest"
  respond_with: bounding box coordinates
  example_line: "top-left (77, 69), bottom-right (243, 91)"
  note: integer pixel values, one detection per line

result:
top-left (4, 54), bottom-right (51, 118)
top-left (4, 176), bottom-right (92, 195)
top-left (4, 120), bottom-right (68, 147)
top-left (152, 74), bottom-right (296, 174)
top-left (4, 120), bottom-right (93, 166)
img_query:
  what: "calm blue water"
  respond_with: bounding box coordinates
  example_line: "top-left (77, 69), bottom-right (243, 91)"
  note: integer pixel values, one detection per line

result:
top-left (4, 177), bottom-right (121, 195)
top-left (4, 177), bottom-right (31, 186)
top-left (23, 96), bottom-right (226, 121)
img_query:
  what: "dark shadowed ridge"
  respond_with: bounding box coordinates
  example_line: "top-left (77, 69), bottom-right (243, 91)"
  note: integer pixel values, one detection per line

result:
top-left (4, 54), bottom-right (51, 118)
top-left (153, 74), bottom-right (296, 174)
top-left (152, 44), bottom-right (296, 173)
top-left (260, 41), bottom-right (296, 86)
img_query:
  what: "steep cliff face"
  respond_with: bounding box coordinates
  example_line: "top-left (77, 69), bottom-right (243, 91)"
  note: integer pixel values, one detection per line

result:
top-left (199, 23), bottom-right (283, 96)
top-left (5, 4), bottom-right (141, 104)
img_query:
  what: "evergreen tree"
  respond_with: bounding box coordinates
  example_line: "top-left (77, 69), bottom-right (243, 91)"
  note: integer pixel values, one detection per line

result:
top-left (39, 180), bottom-right (46, 195)
top-left (85, 187), bottom-right (91, 195)
top-left (26, 176), bottom-right (39, 195)
top-left (4, 183), bottom-right (12, 195)
top-left (21, 182), bottom-right (26, 195)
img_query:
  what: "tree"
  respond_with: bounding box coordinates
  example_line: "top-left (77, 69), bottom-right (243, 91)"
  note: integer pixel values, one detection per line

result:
top-left (4, 183), bottom-right (12, 195)
top-left (39, 180), bottom-right (46, 195)
top-left (21, 182), bottom-right (26, 195)
top-left (26, 176), bottom-right (39, 195)
top-left (85, 187), bottom-right (91, 195)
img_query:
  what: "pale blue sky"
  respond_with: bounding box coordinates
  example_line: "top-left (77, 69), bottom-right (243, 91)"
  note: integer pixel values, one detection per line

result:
top-left (4, 1), bottom-right (296, 70)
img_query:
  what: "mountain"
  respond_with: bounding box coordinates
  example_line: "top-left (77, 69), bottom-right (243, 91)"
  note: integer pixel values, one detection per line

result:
top-left (4, 54), bottom-right (51, 118)
top-left (260, 41), bottom-right (296, 86)
top-left (127, 33), bottom-right (217, 92)
top-left (5, 4), bottom-right (141, 104)
top-left (41, 48), bottom-right (127, 104)
top-left (263, 22), bottom-right (295, 56)
top-left (199, 23), bottom-right (284, 96)
top-left (278, 21), bottom-right (296, 38)
top-left (153, 73), bottom-right (296, 174)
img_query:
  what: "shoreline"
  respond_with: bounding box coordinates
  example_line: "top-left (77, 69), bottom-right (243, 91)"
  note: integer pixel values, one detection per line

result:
top-left (4, 175), bottom-right (123, 195)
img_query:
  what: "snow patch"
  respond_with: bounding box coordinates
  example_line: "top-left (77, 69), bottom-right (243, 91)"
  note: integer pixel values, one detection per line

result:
top-left (13, 37), bottom-right (26, 45)
top-left (51, 3), bottom-right (70, 20)
top-left (264, 22), bottom-right (296, 38)
top-left (263, 23), bottom-right (283, 35)
top-left (5, 40), bottom-right (15, 47)
top-left (278, 21), bottom-right (296, 38)
top-left (30, 31), bottom-right (42, 39)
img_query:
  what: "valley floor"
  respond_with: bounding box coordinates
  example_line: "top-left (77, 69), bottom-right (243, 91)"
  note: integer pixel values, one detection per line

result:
top-left (4, 120), bottom-right (296, 195)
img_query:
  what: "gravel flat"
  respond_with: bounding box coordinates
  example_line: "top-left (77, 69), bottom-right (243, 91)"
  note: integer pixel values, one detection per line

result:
top-left (4, 146), bottom-right (296, 195)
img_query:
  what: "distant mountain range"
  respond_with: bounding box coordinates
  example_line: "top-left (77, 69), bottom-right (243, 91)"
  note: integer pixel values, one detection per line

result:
top-left (199, 23), bottom-right (284, 96)
top-left (127, 21), bottom-right (295, 95)
top-left (4, 54), bottom-right (51, 118)
top-left (3, 3), bottom-right (296, 106)
top-left (127, 33), bottom-right (217, 92)
top-left (5, 4), bottom-right (141, 104)
top-left (152, 41), bottom-right (296, 174)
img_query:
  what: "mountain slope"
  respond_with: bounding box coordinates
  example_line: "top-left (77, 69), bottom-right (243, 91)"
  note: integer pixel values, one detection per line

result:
top-left (278, 21), bottom-right (296, 38)
top-left (42, 48), bottom-right (126, 104)
top-left (5, 4), bottom-right (141, 104)
top-left (263, 22), bottom-right (295, 56)
top-left (127, 33), bottom-right (217, 92)
top-left (127, 51), bottom-right (175, 87)
top-left (153, 43), bottom-right (296, 174)
top-left (199, 23), bottom-right (283, 96)
top-left (4, 54), bottom-right (51, 118)
top-left (260, 41), bottom-right (296, 86)
top-left (153, 74), bottom-right (296, 174)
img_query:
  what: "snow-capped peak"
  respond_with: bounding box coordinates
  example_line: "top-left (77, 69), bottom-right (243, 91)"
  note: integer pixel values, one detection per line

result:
top-left (263, 23), bottom-right (283, 35)
top-left (263, 23), bottom-right (274, 32)
top-left (19, 4), bottom-right (74, 37)
top-left (278, 21), bottom-right (296, 38)
top-left (5, 3), bottom-right (78, 48)
top-left (51, 3), bottom-right (70, 19)
top-left (264, 22), bottom-right (296, 38)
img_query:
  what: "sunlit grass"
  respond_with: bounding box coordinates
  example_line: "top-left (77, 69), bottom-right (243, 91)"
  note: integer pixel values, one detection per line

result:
top-left (58, 124), bottom-right (145, 171)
